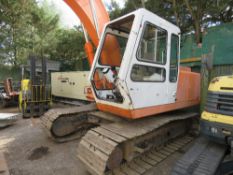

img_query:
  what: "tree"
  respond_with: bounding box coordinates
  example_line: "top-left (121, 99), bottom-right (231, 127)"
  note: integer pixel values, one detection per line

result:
top-left (30, 1), bottom-right (59, 58)
top-left (182, 0), bottom-right (232, 43)
top-left (203, 0), bottom-right (233, 23)
top-left (51, 28), bottom-right (85, 70)
top-left (0, 0), bottom-right (37, 65)
top-left (1, 0), bottom-right (231, 67)
top-left (0, 0), bottom-right (60, 65)
top-left (109, 0), bottom-right (232, 43)
top-left (109, 0), bottom-right (122, 20)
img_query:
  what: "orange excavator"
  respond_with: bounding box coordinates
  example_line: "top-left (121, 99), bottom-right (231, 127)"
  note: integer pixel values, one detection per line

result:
top-left (41, 0), bottom-right (200, 174)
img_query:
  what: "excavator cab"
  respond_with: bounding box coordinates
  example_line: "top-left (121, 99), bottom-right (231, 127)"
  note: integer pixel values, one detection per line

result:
top-left (90, 9), bottom-right (185, 119)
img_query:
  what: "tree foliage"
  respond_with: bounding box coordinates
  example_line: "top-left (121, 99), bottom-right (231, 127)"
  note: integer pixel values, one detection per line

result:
top-left (0, 0), bottom-right (85, 68)
top-left (0, 0), bottom-right (232, 68)
top-left (51, 28), bottom-right (85, 70)
top-left (0, 0), bottom-right (36, 65)
top-left (109, 0), bottom-right (233, 43)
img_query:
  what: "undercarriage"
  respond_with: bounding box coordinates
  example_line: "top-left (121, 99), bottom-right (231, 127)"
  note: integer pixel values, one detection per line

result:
top-left (41, 106), bottom-right (198, 174)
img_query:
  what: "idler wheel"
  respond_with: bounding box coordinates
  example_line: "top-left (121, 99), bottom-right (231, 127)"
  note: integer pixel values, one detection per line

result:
top-left (107, 147), bottom-right (123, 170)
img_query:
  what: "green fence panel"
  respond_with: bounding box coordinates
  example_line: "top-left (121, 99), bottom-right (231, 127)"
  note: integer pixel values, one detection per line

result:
top-left (180, 34), bottom-right (202, 60)
top-left (180, 23), bottom-right (233, 68)
top-left (202, 23), bottom-right (233, 65)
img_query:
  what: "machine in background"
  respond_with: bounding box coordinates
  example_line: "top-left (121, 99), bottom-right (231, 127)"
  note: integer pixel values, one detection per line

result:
top-left (51, 71), bottom-right (93, 106)
top-left (201, 75), bottom-right (233, 144)
top-left (19, 55), bottom-right (51, 118)
top-left (172, 75), bottom-right (233, 175)
top-left (0, 78), bottom-right (20, 108)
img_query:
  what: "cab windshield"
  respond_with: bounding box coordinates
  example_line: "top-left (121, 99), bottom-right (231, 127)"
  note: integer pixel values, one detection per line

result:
top-left (92, 15), bottom-right (135, 103)
top-left (98, 15), bottom-right (135, 67)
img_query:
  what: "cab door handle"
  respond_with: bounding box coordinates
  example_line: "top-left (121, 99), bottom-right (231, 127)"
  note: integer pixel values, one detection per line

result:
top-left (172, 91), bottom-right (176, 97)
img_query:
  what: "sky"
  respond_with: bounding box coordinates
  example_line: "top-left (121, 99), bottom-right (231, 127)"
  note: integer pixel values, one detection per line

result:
top-left (42, 0), bottom-right (125, 28)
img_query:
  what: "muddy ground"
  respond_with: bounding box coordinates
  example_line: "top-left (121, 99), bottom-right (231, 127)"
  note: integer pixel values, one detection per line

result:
top-left (0, 106), bottom-right (194, 175)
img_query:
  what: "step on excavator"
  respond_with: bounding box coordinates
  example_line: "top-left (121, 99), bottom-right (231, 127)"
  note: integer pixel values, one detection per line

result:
top-left (41, 1), bottom-right (200, 174)
top-left (172, 76), bottom-right (233, 175)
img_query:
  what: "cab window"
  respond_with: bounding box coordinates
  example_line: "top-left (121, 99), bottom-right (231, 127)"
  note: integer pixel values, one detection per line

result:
top-left (131, 64), bottom-right (166, 82)
top-left (137, 23), bottom-right (167, 65)
top-left (169, 34), bottom-right (179, 82)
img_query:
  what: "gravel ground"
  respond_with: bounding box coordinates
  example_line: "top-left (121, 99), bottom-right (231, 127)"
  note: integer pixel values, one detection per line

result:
top-left (0, 106), bottom-right (195, 175)
top-left (0, 107), bottom-right (88, 175)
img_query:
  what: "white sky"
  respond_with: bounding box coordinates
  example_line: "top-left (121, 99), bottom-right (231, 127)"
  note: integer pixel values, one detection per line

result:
top-left (43, 0), bottom-right (125, 28)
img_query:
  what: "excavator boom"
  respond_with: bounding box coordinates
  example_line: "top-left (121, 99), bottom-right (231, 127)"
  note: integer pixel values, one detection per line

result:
top-left (64, 0), bottom-right (109, 65)
top-left (64, 0), bottom-right (109, 47)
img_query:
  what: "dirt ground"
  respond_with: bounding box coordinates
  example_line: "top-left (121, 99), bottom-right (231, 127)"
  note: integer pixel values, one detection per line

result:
top-left (0, 107), bottom-right (88, 175)
top-left (0, 106), bottom-right (194, 175)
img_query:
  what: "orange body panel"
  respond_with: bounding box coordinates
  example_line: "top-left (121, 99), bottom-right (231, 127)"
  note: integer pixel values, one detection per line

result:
top-left (100, 35), bottom-right (122, 66)
top-left (96, 67), bottom-right (200, 119)
top-left (84, 86), bottom-right (95, 101)
top-left (84, 42), bottom-right (95, 65)
top-left (176, 67), bottom-right (200, 103)
top-left (64, 0), bottom-right (109, 65)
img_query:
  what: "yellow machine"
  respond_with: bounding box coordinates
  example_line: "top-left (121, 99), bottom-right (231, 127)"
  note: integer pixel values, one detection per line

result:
top-left (19, 56), bottom-right (51, 118)
top-left (172, 75), bottom-right (233, 175)
top-left (201, 75), bottom-right (233, 144)
top-left (19, 79), bottom-right (29, 111)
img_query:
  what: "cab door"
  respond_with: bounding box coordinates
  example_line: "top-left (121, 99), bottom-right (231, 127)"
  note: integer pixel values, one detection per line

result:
top-left (125, 15), bottom-right (179, 109)
top-left (167, 34), bottom-right (180, 103)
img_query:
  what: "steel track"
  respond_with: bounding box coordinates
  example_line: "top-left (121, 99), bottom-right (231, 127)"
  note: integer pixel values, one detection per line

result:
top-left (171, 137), bottom-right (226, 175)
top-left (77, 112), bottom-right (198, 175)
top-left (40, 103), bottom-right (97, 142)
